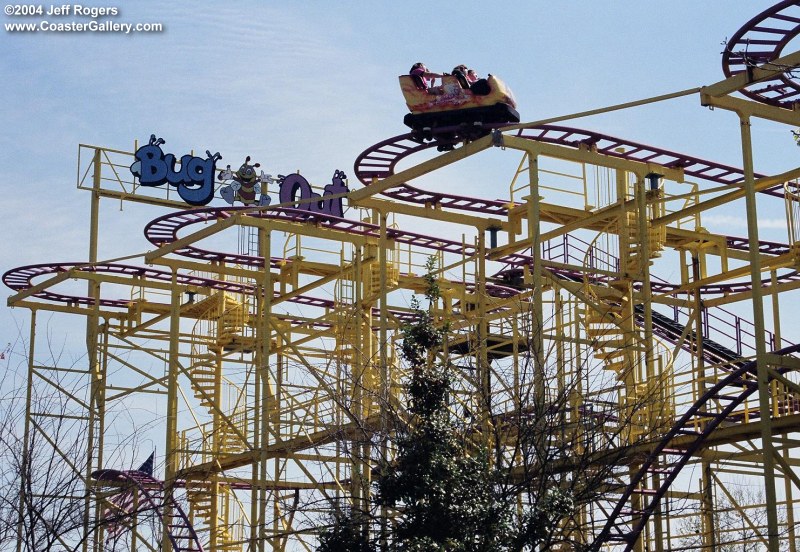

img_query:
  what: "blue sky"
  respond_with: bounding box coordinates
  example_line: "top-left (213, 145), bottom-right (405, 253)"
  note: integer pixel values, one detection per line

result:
top-left (2, 0), bottom-right (799, 517)
top-left (1, 0), bottom-right (795, 346)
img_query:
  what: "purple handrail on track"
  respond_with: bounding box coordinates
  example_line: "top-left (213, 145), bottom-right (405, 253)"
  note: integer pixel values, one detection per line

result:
top-left (5, 228), bottom-right (794, 342)
top-left (0, 262), bottom-right (410, 325)
top-left (92, 468), bottom-right (204, 552)
top-left (3, 262), bottom-right (256, 308)
top-left (355, 125), bottom-right (787, 198)
top-left (143, 206), bottom-right (480, 268)
top-left (354, 123), bottom-right (800, 549)
top-left (8, 12), bottom-right (800, 546)
top-left (513, 125), bottom-right (784, 197)
top-left (721, 0), bottom-right (800, 108)
top-left (1, 260), bottom-right (518, 323)
top-left (140, 202), bottom-right (797, 299)
top-left (588, 342), bottom-right (800, 550)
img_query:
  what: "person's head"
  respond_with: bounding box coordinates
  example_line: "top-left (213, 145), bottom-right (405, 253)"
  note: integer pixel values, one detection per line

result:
top-left (452, 64), bottom-right (467, 74)
top-left (411, 62), bottom-right (426, 72)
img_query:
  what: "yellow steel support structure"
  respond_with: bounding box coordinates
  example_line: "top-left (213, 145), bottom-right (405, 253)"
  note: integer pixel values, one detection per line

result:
top-left (10, 52), bottom-right (800, 551)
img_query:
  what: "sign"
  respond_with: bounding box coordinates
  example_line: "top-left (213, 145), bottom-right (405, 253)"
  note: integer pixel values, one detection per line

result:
top-left (130, 135), bottom-right (221, 206)
top-left (130, 135), bottom-right (350, 215)
top-left (219, 156), bottom-right (272, 207)
top-left (279, 170), bottom-right (348, 218)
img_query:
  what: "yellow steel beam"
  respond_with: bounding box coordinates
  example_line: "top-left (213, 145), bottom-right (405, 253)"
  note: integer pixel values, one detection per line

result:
top-left (81, 186), bottom-right (200, 210)
top-left (79, 142), bottom-right (131, 156)
top-left (151, 257), bottom-right (267, 281)
top-left (9, 299), bottom-right (123, 319)
top-left (348, 134), bottom-right (494, 201)
top-left (705, 277), bottom-right (800, 308)
top-left (240, 216), bottom-right (369, 246)
top-left (281, 258), bottom-right (347, 278)
top-left (272, 263), bottom-right (355, 307)
top-left (501, 86), bottom-right (702, 132)
top-left (512, 412), bottom-right (800, 482)
top-left (701, 49), bottom-right (800, 98)
top-left (78, 271), bottom-right (188, 293)
top-left (656, 249), bottom-right (796, 300)
top-left (119, 297), bottom-right (210, 337)
top-left (352, 196), bottom-right (511, 232)
top-left (144, 212), bottom-right (241, 264)
top-left (493, 200), bottom-right (742, 264)
top-left (540, 197), bottom-right (636, 243)
top-left (210, 477), bottom-right (342, 491)
top-left (499, 135), bottom-right (685, 182)
top-left (701, 93), bottom-right (800, 126)
top-left (770, 450), bottom-right (800, 496)
top-left (179, 414), bottom-right (381, 478)
top-left (655, 165), bottom-right (800, 227)
top-left (105, 348), bottom-right (168, 388)
top-left (6, 268), bottom-right (76, 306)
top-left (489, 197), bottom-right (639, 260)
top-left (692, 451), bottom-right (800, 470)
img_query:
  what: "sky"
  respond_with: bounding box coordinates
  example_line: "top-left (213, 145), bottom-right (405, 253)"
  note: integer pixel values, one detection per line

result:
top-left (1, 0), bottom-right (798, 356)
top-left (1, 0), bottom-right (799, 535)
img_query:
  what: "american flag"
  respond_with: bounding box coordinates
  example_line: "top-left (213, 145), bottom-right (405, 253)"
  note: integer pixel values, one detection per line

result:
top-left (101, 452), bottom-right (156, 540)
top-left (102, 488), bottom-right (136, 540)
top-left (135, 452), bottom-right (155, 476)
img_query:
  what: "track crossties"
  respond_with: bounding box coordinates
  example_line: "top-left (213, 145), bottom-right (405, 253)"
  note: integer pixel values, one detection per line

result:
top-left (722, 0), bottom-right (800, 108)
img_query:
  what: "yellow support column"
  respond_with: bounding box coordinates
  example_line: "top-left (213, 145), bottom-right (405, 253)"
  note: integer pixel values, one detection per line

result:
top-left (259, 227), bottom-right (272, 551)
top-left (773, 269), bottom-right (798, 552)
top-left (85, 147), bottom-right (104, 552)
top-left (701, 462), bottom-right (716, 549)
top-left (527, 153), bottom-right (545, 400)
top-left (740, 113), bottom-right (780, 551)
top-left (211, 347), bottom-right (222, 551)
top-left (378, 211), bottom-right (390, 550)
top-left (163, 270), bottom-right (182, 552)
top-left (16, 310), bottom-right (37, 552)
top-left (476, 229), bottom-right (491, 448)
top-left (636, 176), bottom-right (663, 552)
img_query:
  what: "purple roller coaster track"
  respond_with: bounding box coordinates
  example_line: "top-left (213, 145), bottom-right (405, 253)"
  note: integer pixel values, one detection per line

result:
top-left (5, 2), bottom-right (800, 549)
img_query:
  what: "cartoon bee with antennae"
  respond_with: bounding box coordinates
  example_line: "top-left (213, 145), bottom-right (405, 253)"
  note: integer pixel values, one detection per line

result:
top-left (218, 156), bottom-right (274, 206)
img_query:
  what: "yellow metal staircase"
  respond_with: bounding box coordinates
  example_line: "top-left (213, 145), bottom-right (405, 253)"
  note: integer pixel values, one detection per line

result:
top-left (583, 299), bottom-right (634, 377)
top-left (189, 352), bottom-right (217, 410)
top-left (185, 479), bottom-right (242, 551)
top-left (183, 291), bottom-right (252, 551)
top-left (217, 294), bottom-right (254, 351)
top-left (622, 210), bottom-right (664, 277)
top-left (579, 191), bottom-right (673, 442)
top-left (368, 260), bottom-right (399, 296)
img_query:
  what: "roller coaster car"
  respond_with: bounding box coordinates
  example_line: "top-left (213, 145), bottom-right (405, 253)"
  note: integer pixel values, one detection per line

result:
top-left (400, 74), bottom-right (520, 147)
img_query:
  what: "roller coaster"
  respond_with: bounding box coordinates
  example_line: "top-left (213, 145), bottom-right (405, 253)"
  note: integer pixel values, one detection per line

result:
top-left (8, 1), bottom-right (800, 550)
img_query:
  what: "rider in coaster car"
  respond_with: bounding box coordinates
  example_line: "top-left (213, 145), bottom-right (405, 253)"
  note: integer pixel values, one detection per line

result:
top-left (451, 64), bottom-right (471, 88)
top-left (451, 64), bottom-right (490, 95)
top-left (410, 62), bottom-right (445, 92)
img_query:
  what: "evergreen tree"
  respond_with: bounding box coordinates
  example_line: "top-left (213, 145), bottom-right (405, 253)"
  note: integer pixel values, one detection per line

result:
top-left (377, 258), bottom-right (513, 551)
top-left (317, 511), bottom-right (373, 552)
top-left (317, 258), bottom-right (574, 551)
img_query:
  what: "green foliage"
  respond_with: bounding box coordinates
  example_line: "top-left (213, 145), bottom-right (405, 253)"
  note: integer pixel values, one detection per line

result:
top-left (398, 299), bottom-right (443, 369)
top-left (398, 257), bottom-right (449, 370)
top-left (377, 426), bottom-right (514, 551)
top-left (381, 257), bottom-right (517, 551)
top-left (515, 489), bottom-right (576, 546)
top-left (422, 256), bottom-right (441, 303)
top-left (318, 256), bottom-right (574, 552)
top-left (317, 513), bottom-right (373, 552)
top-left (406, 362), bottom-right (450, 417)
